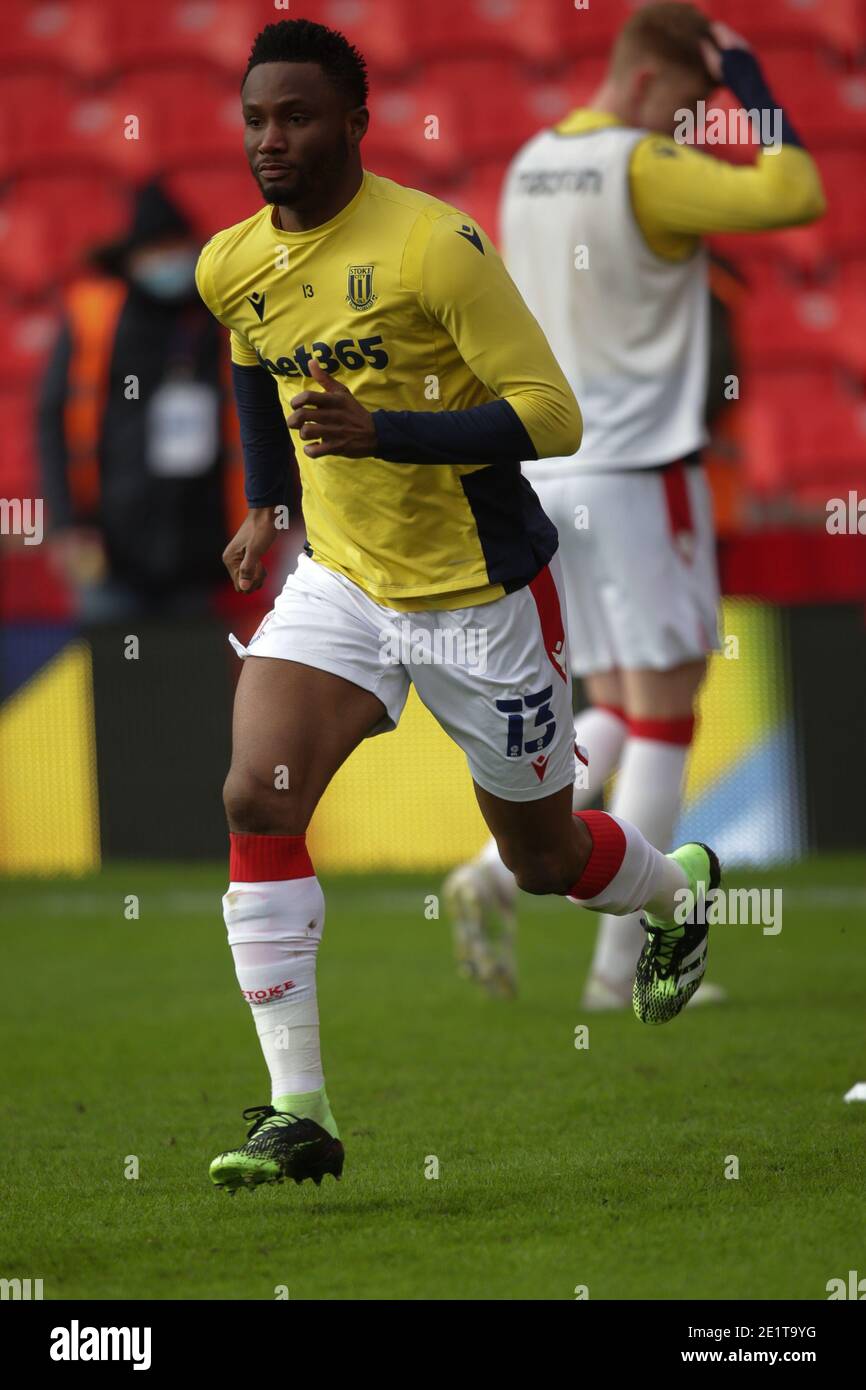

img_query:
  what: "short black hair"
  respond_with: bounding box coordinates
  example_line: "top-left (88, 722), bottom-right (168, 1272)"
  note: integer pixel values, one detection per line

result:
top-left (242, 18), bottom-right (369, 108)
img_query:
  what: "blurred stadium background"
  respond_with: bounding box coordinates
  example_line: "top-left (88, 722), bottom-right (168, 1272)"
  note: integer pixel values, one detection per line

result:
top-left (1, 0), bottom-right (865, 877)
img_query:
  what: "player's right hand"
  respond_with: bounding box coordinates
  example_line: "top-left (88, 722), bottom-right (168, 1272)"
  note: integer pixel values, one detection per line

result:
top-left (700, 21), bottom-right (752, 84)
top-left (222, 508), bottom-right (279, 593)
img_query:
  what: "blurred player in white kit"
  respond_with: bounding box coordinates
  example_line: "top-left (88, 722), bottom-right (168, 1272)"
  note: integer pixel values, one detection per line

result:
top-left (445, 3), bottom-right (825, 1004)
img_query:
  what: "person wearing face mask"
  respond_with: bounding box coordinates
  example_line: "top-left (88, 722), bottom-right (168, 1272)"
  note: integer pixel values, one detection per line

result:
top-left (37, 179), bottom-right (263, 620)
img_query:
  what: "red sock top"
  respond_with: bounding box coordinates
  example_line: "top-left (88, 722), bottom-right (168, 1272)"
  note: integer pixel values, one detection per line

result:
top-left (229, 832), bottom-right (314, 882)
top-left (627, 714), bottom-right (695, 746)
top-left (568, 811), bottom-right (627, 900)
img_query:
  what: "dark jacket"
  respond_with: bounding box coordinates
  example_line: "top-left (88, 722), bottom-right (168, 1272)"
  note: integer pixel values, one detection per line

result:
top-left (38, 280), bottom-right (234, 596)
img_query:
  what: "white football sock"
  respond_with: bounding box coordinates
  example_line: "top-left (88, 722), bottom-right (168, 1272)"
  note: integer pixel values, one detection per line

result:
top-left (223, 874), bottom-right (333, 1119)
top-left (477, 705), bottom-right (627, 901)
top-left (568, 811), bottom-right (687, 916)
top-left (589, 737), bottom-right (689, 990)
top-left (570, 704), bottom-right (628, 809)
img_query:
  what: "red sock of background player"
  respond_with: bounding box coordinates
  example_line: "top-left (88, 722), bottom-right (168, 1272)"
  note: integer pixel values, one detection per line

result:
top-left (566, 809), bottom-right (687, 916)
top-left (222, 831), bottom-right (338, 1137)
top-left (587, 717), bottom-right (694, 993)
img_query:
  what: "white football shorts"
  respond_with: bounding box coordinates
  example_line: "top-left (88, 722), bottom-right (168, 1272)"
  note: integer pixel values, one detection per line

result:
top-left (228, 549), bottom-right (577, 802)
top-left (530, 462), bottom-right (722, 676)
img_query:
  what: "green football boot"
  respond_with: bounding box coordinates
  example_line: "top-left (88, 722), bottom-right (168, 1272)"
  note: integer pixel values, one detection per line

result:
top-left (210, 1105), bottom-right (344, 1193)
top-left (633, 842), bottom-right (721, 1025)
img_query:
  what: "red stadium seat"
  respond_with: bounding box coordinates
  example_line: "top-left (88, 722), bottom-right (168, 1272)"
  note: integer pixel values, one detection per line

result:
top-left (0, 75), bottom-right (162, 182)
top-left (266, 0), bottom-right (414, 78)
top-left (833, 259), bottom-right (866, 373)
top-left (0, 302), bottom-right (61, 389)
top-left (409, 0), bottom-right (560, 66)
top-left (363, 81), bottom-right (463, 178)
top-left (116, 72), bottom-right (246, 171)
top-left (0, 178), bottom-right (130, 297)
top-left (549, 58), bottom-right (614, 117)
top-left (422, 58), bottom-right (608, 162)
top-left (0, 76), bottom-right (78, 181)
top-left (0, 199), bottom-right (52, 300)
top-left (553, 0), bottom-right (648, 58)
top-left (0, 1), bottom-right (111, 81)
top-left (742, 368), bottom-right (866, 501)
top-left (807, 149), bottom-right (866, 259)
top-left (735, 268), bottom-right (866, 377)
top-left (433, 159), bottom-right (509, 246)
top-left (714, 0), bottom-right (866, 59)
top-left (554, 0), bottom-right (866, 61)
top-left (710, 224), bottom-right (824, 277)
top-left (0, 389), bottom-right (39, 500)
top-left (360, 157), bottom-right (432, 191)
top-left (762, 49), bottom-right (866, 146)
top-left (165, 168), bottom-right (261, 240)
top-left (424, 58), bottom-right (554, 160)
top-left (110, 0), bottom-right (259, 77)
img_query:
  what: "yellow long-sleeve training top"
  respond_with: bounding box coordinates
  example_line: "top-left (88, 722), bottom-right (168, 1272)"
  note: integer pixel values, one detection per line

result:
top-left (553, 109), bottom-right (826, 262)
top-left (196, 170), bottom-right (583, 610)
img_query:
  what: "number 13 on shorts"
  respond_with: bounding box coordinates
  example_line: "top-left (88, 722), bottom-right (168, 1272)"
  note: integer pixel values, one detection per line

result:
top-left (497, 687), bottom-right (557, 758)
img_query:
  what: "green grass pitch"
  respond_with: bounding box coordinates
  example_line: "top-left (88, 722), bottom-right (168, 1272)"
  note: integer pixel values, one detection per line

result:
top-left (2, 857), bottom-right (864, 1300)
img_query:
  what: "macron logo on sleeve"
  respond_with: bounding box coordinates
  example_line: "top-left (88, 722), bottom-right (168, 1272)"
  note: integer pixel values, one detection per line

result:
top-left (455, 224), bottom-right (484, 255)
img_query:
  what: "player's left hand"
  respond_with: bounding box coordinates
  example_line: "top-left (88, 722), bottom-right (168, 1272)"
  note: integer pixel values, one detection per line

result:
top-left (700, 21), bottom-right (752, 83)
top-left (287, 359), bottom-right (378, 458)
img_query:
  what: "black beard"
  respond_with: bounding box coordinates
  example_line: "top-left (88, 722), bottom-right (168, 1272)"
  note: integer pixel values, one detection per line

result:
top-left (259, 179), bottom-right (301, 207)
top-left (257, 133), bottom-right (350, 208)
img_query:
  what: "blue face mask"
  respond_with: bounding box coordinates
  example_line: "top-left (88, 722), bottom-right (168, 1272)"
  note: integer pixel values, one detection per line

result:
top-left (131, 249), bottom-right (199, 300)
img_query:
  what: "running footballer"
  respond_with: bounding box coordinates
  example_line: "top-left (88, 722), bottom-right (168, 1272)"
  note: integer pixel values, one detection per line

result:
top-left (196, 18), bottom-right (721, 1192)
